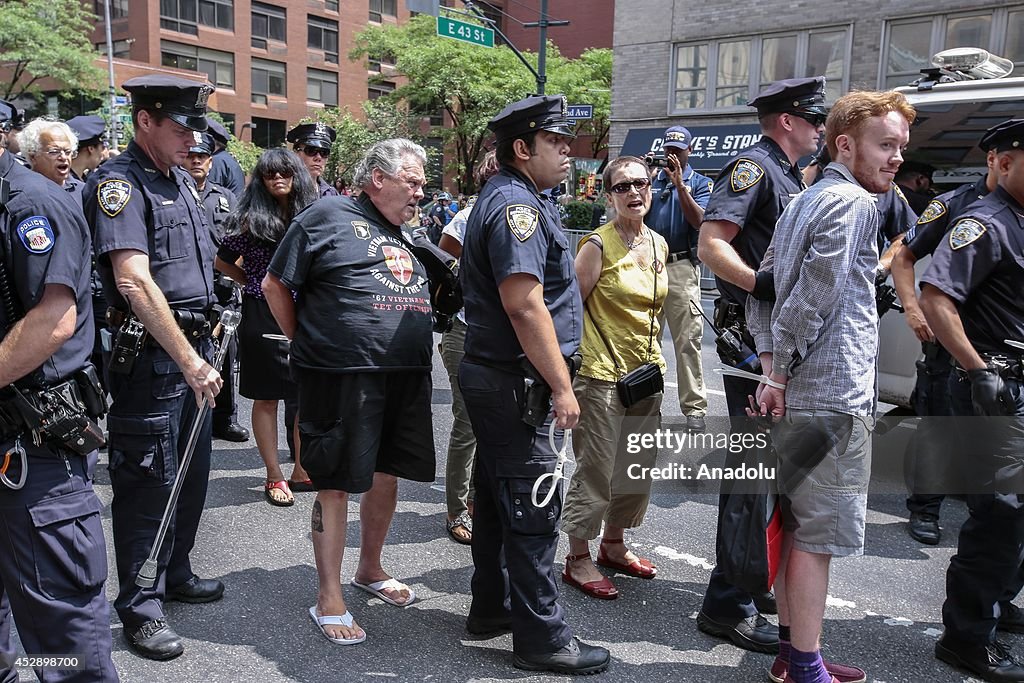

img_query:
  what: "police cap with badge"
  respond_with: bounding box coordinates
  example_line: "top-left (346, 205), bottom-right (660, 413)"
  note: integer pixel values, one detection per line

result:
top-left (122, 75), bottom-right (214, 131)
top-left (189, 132), bottom-right (216, 156)
top-left (488, 94), bottom-right (576, 143)
top-left (748, 76), bottom-right (828, 119)
top-left (67, 115), bottom-right (107, 148)
top-left (286, 122), bottom-right (337, 150)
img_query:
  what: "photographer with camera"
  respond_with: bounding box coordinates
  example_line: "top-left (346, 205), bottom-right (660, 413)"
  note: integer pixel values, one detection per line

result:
top-left (0, 98), bottom-right (118, 681)
top-left (647, 127), bottom-right (712, 433)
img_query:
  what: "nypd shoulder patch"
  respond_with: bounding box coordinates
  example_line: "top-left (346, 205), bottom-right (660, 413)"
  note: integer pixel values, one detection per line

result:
top-left (948, 218), bottom-right (988, 250)
top-left (16, 216), bottom-right (55, 254)
top-left (730, 160), bottom-right (764, 192)
top-left (98, 179), bottom-right (132, 217)
top-left (506, 205), bottom-right (539, 242)
top-left (918, 199), bottom-right (947, 224)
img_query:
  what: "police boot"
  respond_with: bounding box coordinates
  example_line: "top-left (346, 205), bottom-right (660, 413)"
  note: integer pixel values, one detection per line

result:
top-left (908, 511), bottom-right (941, 545)
top-left (513, 637), bottom-right (611, 675)
top-left (127, 618), bottom-right (184, 661)
top-left (936, 636), bottom-right (1024, 682)
top-left (167, 575), bottom-right (225, 603)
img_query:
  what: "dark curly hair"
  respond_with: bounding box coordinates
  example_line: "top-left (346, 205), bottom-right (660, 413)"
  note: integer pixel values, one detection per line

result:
top-left (224, 148), bottom-right (317, 243)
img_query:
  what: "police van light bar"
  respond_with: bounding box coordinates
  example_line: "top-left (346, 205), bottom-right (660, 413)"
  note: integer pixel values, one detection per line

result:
top-left (931, 48), bottom-right (1014, 80)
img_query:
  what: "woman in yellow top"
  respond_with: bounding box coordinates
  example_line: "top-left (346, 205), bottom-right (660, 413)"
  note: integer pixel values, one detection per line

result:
top-left (562, 156), bottom-right (669, 600)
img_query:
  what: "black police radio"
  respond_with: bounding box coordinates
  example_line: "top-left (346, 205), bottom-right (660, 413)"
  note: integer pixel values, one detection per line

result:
top-left (691, 300), bottom-right (761, 374)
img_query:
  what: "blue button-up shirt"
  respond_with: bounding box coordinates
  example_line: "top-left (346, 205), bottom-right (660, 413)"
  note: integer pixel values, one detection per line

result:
top-left (648, 165), bottom-right (713, 254)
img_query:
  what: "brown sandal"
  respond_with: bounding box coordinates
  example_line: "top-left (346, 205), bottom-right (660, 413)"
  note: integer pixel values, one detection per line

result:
top-left (264, 480), bottom-right (294, 507)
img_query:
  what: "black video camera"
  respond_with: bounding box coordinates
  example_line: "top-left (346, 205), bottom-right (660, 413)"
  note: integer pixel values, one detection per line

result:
top-left (644, 152), bottom-right (670, 169)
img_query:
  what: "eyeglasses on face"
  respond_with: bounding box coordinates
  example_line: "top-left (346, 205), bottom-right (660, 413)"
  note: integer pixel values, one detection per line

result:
top-left (609, 178), bottom-right (651, 194)
top-left (299, 147), bottom-right (330, 159)
top-left (264, 170), bottom-right (293, 180)
top-left (789, 111), bottom-right (828, 127)
top-left (45, 147), bottom-right (78, 160)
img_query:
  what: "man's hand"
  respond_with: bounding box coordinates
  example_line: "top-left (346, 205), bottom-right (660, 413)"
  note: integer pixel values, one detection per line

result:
top-left (185, 355), bottom-right (222, 408)
top-left (758, 384), bottom-right (786, 418)
top-left (904, 305), bottom-right (935, 342)
top-left (552, 388), bottom-right (580, 430)
top-left (666, 155), bottom-right (684, 188)
top-left (968, 368), bottom-right (1011, 416)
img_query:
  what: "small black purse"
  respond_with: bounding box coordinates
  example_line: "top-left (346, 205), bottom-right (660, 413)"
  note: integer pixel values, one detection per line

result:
top-left (588, 232), bottom-right (664, 408)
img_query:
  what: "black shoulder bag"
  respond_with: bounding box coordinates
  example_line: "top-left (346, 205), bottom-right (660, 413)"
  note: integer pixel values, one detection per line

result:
top-left (391, 226), bottom-right (463, 333)
top-left (586, 232), bottom-right (664, 408)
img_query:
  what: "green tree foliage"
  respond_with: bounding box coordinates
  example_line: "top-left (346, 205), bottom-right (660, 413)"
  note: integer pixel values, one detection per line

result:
top-left (0, 0), bottom-right (104, 101)
top-left (547, 48), bottom-right (612, 159)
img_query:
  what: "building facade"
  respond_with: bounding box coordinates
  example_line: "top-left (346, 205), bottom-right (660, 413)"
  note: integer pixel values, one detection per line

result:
top-left (611, 0), bottom-right (1024, 174)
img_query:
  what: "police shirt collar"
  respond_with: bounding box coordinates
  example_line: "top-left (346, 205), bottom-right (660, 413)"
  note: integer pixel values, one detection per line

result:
top-left (502, 166), bottom-right (545, 198)
top-left (993, 185), bottom-right (1024, 221)
top-left (125, 140), bottom-right (165, 179)
top-left (761, 136), bottom-right (796, 174)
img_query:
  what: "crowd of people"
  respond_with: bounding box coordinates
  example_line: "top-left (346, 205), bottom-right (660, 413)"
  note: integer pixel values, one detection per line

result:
top-left (1, 70), bottom-right (1024, 683)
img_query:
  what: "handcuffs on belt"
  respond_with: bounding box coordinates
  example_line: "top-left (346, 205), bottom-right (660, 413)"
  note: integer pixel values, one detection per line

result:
top-left (531, 420), bottom-right (571, 508)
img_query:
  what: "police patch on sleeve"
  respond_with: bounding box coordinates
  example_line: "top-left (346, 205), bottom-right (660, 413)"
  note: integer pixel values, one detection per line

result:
top-left (506, 205), bottom-right (539, 242)
top-left (948, 218), bottom-right (987, 250)
top-left (16, 216), bottom-right (55, 254)
top-left (730, 160), bottom-right (764, 192)
top-left (98, 179), bottom-right (132, 217)
top-left (918, 199), bottom-right (947, 224)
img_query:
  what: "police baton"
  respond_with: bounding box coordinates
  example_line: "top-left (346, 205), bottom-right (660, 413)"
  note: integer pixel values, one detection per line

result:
top-left (136, 308), bottom-right (242, 588)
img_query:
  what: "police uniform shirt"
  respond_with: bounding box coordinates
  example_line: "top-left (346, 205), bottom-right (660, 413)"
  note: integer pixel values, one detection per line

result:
top-left (904, 177), bottom-right (989, 260)
top-left (878, 185), bottom-right (918, 243)
top-left (702, 136), bottom-right (804, 306)
top-left (85, 139), bottom-right (216, 313)
top-left (199, 180), bottom-right (237, 245)
top-left (209, 149), bottom-right (245, 198)
top-left (920, 186), bottom-right (1024, 355)
top-left (648, 165), bottom-right (713, 254)
top-left (317, 177), bottom-right (339, 199)
top-left (267, 192), bottom-right (432, 372)
top-left (0, 152), bottom-right (94, 386)
top-left (63, 176), bottom-right (85, 212)
top-left (461, 166), bottom-right (583, 364)
top-left (428, 202), bottom-right (448, 226)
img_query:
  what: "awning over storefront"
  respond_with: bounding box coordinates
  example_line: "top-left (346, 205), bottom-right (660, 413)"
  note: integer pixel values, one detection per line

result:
top-left (620, 124), bottom-right (763, 174)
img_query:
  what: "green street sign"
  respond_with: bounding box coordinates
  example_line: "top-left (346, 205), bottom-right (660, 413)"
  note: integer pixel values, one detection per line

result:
top-left (436, 16), bottom-right (494, 48)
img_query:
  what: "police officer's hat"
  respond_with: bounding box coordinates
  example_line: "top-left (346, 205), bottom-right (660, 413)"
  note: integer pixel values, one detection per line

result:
top-left (488, 94), bottom-right (576, 143)
top-left (189, 132), bottom-right (215, 155)
top-left (122, 75), bottom-right (214, 132)
top-left (67, 115), bottom-right (107, 148)
top-left (979, 119), bottom-right (1024, 153)
top-left (748, 76), bottom-right (828, 116)
top-left (205, 117), bottom-right (230, 145)
top-left (663, 126), bottom-right (692, 150)
top-left (286, 122), bottom-right (336, 151)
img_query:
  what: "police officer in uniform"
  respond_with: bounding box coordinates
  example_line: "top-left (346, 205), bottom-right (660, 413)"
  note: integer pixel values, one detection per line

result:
top-left (893, 125), bottom-right (1002, 546)
top-left (695, 76), bottom-right (828, 654)
top-left (648, 125), bottom-right (713, 433)
top-left (186, 132), bottom-right (248, 442)
top-left (459, 95), bottom-right (610, 675)
top-left (67, 115), bottom-right (109, 183)
top-left (205, 117), bottom-right (244, 198)
top-left (0, 98), bottom-right (118, 681)
top-left (287, 122), bottom-right (337, 199)
top-left (83, 75), bottom-right (223, 661)
top-left (921, 119), bottom-right (1024, 683)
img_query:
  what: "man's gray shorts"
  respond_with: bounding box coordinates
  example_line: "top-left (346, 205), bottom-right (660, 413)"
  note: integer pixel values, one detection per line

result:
top-left (772, 409), bottom-right (873, 557)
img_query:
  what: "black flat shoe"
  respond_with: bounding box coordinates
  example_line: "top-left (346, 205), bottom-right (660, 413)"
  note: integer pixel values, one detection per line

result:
top-left (213, 422), bottom-right (250, 442)
top-left (513, 637), bottom-right (610, 675)
top-left (908, 511), bottom-right (941, 545)
top-left (936, 637), bottom-right (1024, 682)
top-left (167, 575), bottom-right (225, 604)
top-left (697, 610), bottom-right (779, 654)
top-left (126, 619), bottom-right (184, 661)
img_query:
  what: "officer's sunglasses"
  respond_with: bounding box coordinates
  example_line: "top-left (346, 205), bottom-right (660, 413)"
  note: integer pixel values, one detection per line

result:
top-left (299, 146), bottom-right (330, 159)
top-left (609, 178), bottom-right (651, 194)
top-left (788, 111), bottom-right (828, 127)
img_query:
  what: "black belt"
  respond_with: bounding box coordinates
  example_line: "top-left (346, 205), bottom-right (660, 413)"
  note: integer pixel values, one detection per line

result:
top-left (106, 307), bottom-right (212, 339)
top-left (666, 250), bottom-right (692, 264)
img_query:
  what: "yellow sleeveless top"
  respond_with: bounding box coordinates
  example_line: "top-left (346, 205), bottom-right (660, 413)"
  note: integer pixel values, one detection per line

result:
top-left (579, 221), bottom-right (668, 382)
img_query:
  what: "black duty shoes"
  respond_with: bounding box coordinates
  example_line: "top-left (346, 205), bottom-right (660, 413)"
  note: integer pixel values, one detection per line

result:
top-left (166, 576), bottom-right (225, 604)
top-left (908, 511), bottom-right (941, 545)
top-left (697, 610), bottom-right (779, 654)
top-left (213, 422), bottom-right (250, 442)
top-left (127, 619), bottom-right (184, 661)
top-left (513, 637), bottom-right (611, 675)
top-left (936, 637), bottom-right (1024, 682)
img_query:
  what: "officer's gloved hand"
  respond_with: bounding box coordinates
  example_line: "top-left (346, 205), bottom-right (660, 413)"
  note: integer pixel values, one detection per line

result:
top-left (750, 270), bottom-right (776, 302)
top-left (968, 367), bottom-right (1011, 416)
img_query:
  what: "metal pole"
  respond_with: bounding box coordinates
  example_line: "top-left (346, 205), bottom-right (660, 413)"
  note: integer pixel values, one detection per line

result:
top-left (536, 0), bottom-right (548, 94)
top-left (103, 1), bottom-right (118, 147)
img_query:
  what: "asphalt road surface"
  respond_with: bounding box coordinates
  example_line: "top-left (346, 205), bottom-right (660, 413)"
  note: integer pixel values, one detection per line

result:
top-left (13, 293), bottom-right (987, 682)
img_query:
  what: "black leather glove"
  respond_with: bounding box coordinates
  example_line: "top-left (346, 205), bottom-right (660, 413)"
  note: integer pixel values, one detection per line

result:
top-left (750, 270), bottom-right (776, 302)
top-left (968, 367), bottom-right (1011, 416)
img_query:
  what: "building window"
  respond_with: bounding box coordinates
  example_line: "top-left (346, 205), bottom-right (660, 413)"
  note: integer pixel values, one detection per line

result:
top-left (160, 0), bottom-right (233, 34)
top-left (325, 0), bottom-right (338, 11)
top-left (308, 16), bottom-right (339, 64)
top-left (252, 58), bottom-right (287, 103)
top-left (368, 81), bottom-right (396, 101)
top-left (252, 2), bottom-right (286, 48)
top-left (160, 40), bottom-right (234, 88)
top-left (96, 39), bottom-right (132, 58)
top-left (95, 0), bottom-right (129, 19)
top-left (369, 0), bottom-right (397, 23)
top-left (251, 117), bottom-right (286, 148)
top-left (881, 6), bottom-right (1024, 88)
top-left (307, 68), bottom-right (338, 106)
top-left (672, 26), bottom-right (850, 113)
top-left (368, 52), bottom-right (395, 73)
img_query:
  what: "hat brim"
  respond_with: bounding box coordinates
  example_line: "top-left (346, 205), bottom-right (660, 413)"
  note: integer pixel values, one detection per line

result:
top-left (540, 121), bottom-right (577, 139)
top-left (168, 113), bottom-right (209, 132)
top-left (188, 146), bottom-right (213, 155)
top-left (300, 140), bottom-right (333, 151)
top-left (663, 141), bottom-right (690, 150)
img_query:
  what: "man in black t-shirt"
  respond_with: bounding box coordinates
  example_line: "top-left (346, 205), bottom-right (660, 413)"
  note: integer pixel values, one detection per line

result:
top-left (263, 138), bottom-right (435, 646)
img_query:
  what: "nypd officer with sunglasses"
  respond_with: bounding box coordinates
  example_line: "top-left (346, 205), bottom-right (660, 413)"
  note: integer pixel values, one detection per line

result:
top-left (287, 122), bottom-right (337, 199)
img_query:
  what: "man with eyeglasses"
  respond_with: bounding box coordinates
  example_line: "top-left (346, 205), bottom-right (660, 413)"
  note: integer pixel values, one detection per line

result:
top-left (17, 118), bottom-right (84, 208)
top-left (287, 122), bottom-right (338, 199)
top-left (648, 126), bottom-right (713, 434)
top-left (695, 76), bottom-right (829, 660)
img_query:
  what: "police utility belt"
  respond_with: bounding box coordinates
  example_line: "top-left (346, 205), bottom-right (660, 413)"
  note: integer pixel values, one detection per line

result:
top-left (955, 355), bottom-right (1024, 382)
top-left (0, 365), bottom-right (107, 457)
top-left (106, 307), bottom-right (212, 376)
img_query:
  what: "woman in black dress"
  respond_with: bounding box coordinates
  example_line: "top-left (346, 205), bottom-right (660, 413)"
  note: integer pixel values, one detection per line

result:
top-left (215, 149), bottom-right (317, 506)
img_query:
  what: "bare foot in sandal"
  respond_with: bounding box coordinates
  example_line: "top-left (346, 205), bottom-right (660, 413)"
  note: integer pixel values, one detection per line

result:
top-left (264, 479), bottom-right (294, 506)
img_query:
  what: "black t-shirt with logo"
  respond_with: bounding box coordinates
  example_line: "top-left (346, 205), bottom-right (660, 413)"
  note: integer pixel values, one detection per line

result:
top-left (268, 193), bottom-right (433, 372)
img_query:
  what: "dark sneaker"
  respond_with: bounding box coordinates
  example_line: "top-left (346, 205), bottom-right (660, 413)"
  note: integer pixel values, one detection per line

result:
top-left (769, 655), bottom-right (866, 682)
top-left (466, 613), bottom-right (512, 635)
top-left (166, 575), bottom-right (225, 603)
top-left (697, 611), bottom-right (779, 654)
top-left (1000, 603), bottom-right (1024, 634)
top-left (936, 636), bottom-right (1024, 682)
top-left (908, 511), bottom-right (941, 545)
top-left (126, 619), bottom-right (184, 661)
top-left (513, 637), bottom-right (610, 675)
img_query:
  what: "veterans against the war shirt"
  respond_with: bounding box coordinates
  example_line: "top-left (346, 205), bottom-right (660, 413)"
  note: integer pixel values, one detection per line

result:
top-left (267, 193), bottom-right (433, 372)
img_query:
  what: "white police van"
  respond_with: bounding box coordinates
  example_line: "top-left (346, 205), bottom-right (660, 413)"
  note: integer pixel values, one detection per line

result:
top-left (877, 49), bottom-right (1024, 410)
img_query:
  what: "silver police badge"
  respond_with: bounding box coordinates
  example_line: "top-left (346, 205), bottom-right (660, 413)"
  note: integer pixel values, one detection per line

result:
top-left (949, 218), bottom-right (987, 250)
top-left (730, 160), bottom-right (764, 192)
top-left (98, 179), bottom-right (132, 217)
top-left (351, 221), bottom-right (371, 240)
top-left (507, 205), bottom-right (539, 242)
top-left (315, 121), bottom-right (328, 137)
top-left (218, 196), bottom-right (230, 213)
top-left (196, 84), bottom-right (214, 108)
top-left (918, 199), bottom-right (947, 224)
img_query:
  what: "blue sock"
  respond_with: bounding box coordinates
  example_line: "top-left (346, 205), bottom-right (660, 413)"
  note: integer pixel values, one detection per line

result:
top-left (790, 647), bottom-right (830, 683)
top-left (778, 625), bottom-right (792, 662)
